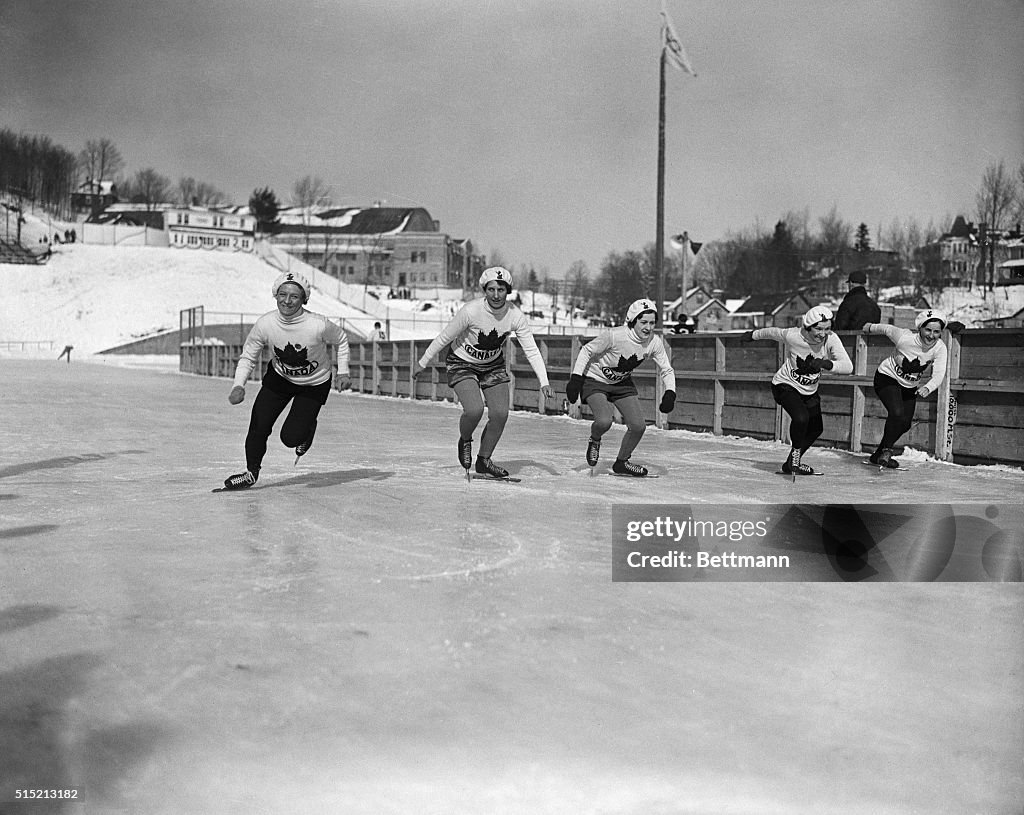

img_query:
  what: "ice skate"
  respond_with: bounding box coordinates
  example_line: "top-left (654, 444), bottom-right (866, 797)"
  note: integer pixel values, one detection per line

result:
top-left (295, 422), bottom-right (317, 464)
top-left (475, 456), bottom-right (509, 479)
top-left (458, 437), bottom-right (473, 470)
top-left (869, 448), bottom-right (899, 469)
top-left (586, 437), bottom-right (601, 467)
top-left (222, 470), bottom-right (257, 490)
top-left (612, 458), bottom-right (648, 477)
top-left (780, 449), bottom-right (814, 477)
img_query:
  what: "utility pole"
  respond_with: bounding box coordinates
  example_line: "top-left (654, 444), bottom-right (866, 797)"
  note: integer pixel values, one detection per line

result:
top-left (655, 48), bottom-right (667, 330)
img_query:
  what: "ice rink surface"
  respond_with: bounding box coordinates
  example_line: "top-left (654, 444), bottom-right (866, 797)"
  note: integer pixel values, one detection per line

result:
top-left (1, 359), bottom-right (1022, 814)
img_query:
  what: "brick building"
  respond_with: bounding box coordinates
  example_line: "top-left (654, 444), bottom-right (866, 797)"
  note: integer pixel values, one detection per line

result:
top-left (269, 205), bottom-right (485, 293)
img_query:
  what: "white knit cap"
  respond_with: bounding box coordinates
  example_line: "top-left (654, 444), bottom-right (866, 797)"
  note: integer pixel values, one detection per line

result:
top-left (479, 266), bottom-right (513, 291)
top-left (915, 309), bottom-right (947, 329)
top-left (626, 298), bottom-right (657, 324)
top-left (802, 305), bottom-right (834, 328)
top-left (272, 271), bottom-right (311, 303)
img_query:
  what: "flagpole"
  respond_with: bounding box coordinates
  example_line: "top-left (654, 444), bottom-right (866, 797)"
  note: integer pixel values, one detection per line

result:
top-left (655, 46), bottom-right (666, 330)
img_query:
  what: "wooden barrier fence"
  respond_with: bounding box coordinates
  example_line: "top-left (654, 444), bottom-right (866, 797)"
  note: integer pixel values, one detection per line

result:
top-left (180, 329), bottom-right (1024, 467)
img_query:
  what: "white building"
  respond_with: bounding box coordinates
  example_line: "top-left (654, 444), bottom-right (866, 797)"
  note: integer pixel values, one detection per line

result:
top-left (166, 206), bottom-right (255, 251)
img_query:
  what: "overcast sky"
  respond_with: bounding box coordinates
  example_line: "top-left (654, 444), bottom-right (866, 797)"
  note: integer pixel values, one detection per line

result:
top-left (3, 0), bottom-right (1022, 276)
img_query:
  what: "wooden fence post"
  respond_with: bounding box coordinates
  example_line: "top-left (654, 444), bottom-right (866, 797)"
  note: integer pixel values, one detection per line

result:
top-left (713, 336), bottom-right (726, 435)
top-left (538, 337), bottom-right (549, 415)
top-left (934, 331), bottom-right (961, 461)
top-left (408, 340), bottom-right (416, 399)
top-left (505, 337), bottom-right (516, 411)
top-left (850, 333), bottom-right (868, 453)
top-left (568, 335), bottom-right (582, 419)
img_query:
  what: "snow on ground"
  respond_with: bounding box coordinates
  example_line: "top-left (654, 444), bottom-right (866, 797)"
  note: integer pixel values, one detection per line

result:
top-left (3, 204), bottom-right (1021, 360)
top-left (1, 213), bottom-right (589, 357)
top-left (0, 244), bottom-right (385, 354)
top-left (879, 283), bottom-right (1024, 326)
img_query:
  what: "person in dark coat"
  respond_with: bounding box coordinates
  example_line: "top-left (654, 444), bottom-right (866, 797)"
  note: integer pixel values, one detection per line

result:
top-left (834, 270), bottom-right (881, 330)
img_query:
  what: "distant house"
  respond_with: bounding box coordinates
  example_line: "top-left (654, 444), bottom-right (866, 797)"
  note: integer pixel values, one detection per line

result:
top-left (166, 206), bottom-right (255, 251)
top-left (978, 306), bottom-right (1024, 329)
top-left (70, 179), bottom-right (117, 217)
top-left (914, 215), bottom-right (979, 288)
top-left (727, 292), bottom-right (814, 331)
top-left (664, 286), bottom-right (729, 332)
top-left (83, 203), bottom-right (172, 246)
top-left (825, 249), bottom-right (904, 296)
top-left (268, 205), bottom-right (486, 292)
top-left (996, 253), bottom-right (1024, 286)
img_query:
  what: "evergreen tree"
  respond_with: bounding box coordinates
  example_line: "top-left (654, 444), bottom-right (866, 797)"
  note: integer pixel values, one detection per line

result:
top-left (854, 223), bottom-right (871, 252)
top-left (765, 220), bottom-right (801, 292)
top-left (249, 187), bottom-right (281, 235)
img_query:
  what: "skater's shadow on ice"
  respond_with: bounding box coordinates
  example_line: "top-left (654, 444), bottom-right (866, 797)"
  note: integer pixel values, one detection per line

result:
top-left (0, 451), bottom-right (148, 479)
top-left (0, 603), bottom-right (62, 634)
top-left (271, 468), bottom-right (395, 488)
top-left (0, 524), bottom-right (60, 540)
top-left (498, 458), bottom-right (560, 476)
top-left (0, 608), bottom-right (168, 810)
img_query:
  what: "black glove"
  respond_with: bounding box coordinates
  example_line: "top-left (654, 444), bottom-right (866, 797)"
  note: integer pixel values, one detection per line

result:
top-left (740, 330), bottom-right (755, 343)
top-left (565, 374), bottom-right (584, 404)
top-left (794, 354), bottom-right (833, 374)
top-left (659, 389), bottom-right (676, 414)
top-left (946, 321), bottom-right (965, 335)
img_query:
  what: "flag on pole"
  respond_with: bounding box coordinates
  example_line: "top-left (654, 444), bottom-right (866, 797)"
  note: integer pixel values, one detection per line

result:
top-left (660, 1), bottom-right (697, 76)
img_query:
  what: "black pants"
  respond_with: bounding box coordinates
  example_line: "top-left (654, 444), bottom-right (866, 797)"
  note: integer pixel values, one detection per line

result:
top-left (771, 383), bottom-right (822, 453)
top-left (245, 364), bottom-right (331, 473)
top-left (873, 370), bottom-right (917, 451)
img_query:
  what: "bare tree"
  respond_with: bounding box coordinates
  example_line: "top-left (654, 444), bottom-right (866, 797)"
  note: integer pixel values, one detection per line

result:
top-left (816, 203), bottom-right (852, 262)
top-left (195, 182), bottom-right (227, 207)
top-left (292, 175), bottom-right (329, 265)
top-left (129, 167), bottom-right (172, 211)
top-left (565, 260), bottom-right (590, 304)
top-left (975, 159), bottom-right (1019, 290)
top-left (487, 248), bottom-right (506, 268)
top-left (78, 138), bottom-right (124, 184)
top-left (781, 207), bottom-right (812, 255)
top-left (177, 176), bottom-right (197, 206)
top-left (1016, 162), bottom-right (1024, 227)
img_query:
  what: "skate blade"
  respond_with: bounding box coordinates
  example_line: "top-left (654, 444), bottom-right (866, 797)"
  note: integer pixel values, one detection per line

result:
top-left (774, 471), bottom-right (824, 477)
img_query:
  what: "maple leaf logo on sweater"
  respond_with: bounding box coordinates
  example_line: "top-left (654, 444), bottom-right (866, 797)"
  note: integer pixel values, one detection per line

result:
top-left (793, 354), bottom-right (822, 375)
top-left (474, 329), bottom-right (509, 351)
top-left (600, 353), bottom-right (642, 382)
top-left (614, 354), bottom-right (642, 374)
top-left (900, 356), bottom-right (928, 375)
top-left (275, 343), bottom-right (309, 366)
top-left (895, 355), bottom-right (930, 381)
top-left (274, 343), bottom-right (319, 376)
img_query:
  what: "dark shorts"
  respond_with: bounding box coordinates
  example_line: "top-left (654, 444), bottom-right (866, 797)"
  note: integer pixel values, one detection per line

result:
top-left (581, 377), bottom-right (638, 404)
top-left (445, 349), bottom-right (510, 391)
top-left (263, 363), bottom-right (332, 405)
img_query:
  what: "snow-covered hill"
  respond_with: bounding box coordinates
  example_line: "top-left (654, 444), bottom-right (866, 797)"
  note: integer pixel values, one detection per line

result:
top-left (3, 205), bottom-right (1021, 359)
top-left (0, 243), bottom-right (402, 354)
